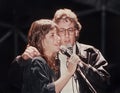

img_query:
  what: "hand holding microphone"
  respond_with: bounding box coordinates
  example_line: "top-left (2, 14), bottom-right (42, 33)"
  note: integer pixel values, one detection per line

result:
top-left (60, 45), bottom-right (83, 67)
top-left (60, 45), bottom-right (80, 75)
top-left (66, 54), bottom-right (79, 75)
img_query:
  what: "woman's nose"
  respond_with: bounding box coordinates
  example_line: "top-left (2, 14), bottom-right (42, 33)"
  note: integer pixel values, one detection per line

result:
top-left (56, 35), bottom-right (61, 42)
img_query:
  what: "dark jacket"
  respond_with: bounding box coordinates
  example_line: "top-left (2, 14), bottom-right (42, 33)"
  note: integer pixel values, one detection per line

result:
top-left (22, 57), bottom-right (56, 93)
top-left (8, 56), bottom-right (56, 93)
top-left (7, 56), bottom-right (28, 93)
top-left (75, 42), bottom-right (110, 93)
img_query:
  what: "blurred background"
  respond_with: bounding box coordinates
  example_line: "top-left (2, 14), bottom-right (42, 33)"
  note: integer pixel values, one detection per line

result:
top-left (0, 0), bottom-right (120, 93)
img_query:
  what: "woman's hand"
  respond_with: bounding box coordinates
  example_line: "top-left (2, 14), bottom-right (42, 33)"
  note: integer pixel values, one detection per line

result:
top-left (66, 54), bottom-right (80, 75)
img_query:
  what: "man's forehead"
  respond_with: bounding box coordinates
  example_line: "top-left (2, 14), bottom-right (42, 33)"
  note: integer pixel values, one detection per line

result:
top-left (57, 19), bottom-right (74, 27)
top-left (59, 18), bottom-right (72, 23)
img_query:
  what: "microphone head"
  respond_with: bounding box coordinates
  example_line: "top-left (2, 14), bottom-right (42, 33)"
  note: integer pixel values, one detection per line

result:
top-left (66, 44), bottom-right (73, 52)
top-left (60, 45), bottom-right (67, 54)
top-left (60, 44), bottom-right (73, 57)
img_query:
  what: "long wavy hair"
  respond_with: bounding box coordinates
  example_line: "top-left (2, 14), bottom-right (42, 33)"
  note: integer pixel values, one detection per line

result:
top-left (28, 19), bottom-right (59, 73)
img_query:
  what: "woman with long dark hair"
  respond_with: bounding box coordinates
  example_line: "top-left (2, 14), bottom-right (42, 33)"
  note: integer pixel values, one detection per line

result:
top-left (21, 19), bottom-right (79, 93)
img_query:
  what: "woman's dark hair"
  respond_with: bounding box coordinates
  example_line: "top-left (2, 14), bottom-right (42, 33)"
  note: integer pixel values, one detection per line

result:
top-left (28, 19), bottom-right (59, 73)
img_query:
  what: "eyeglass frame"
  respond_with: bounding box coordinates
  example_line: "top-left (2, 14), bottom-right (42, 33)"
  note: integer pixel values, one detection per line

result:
top-left (58, 27), bottom-right (76, 36)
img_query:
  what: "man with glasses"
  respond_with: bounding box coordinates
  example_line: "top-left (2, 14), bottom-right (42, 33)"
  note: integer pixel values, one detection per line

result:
top-left (9, 9), bottom-right (110, 93)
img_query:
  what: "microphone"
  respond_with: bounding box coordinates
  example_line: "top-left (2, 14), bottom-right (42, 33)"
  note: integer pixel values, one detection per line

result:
top-left (60, 45), bottom-right (72, 57)
top-left (60, 45), bottom-right (97, 93)
top-left (60, 45), bottom-right (84, 67)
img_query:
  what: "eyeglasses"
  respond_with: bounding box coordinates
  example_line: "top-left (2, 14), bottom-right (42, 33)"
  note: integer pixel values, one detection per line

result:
top-left (58, 27), bottom-right (76, 36)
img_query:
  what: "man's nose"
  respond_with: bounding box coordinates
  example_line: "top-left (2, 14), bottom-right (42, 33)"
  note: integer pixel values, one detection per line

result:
top-left (65, 30), bottom-right (69, 37)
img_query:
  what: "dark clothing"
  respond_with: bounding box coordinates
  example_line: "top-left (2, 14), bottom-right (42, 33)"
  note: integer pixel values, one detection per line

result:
top-left (7, 56), bottom-right (31, 93)
top-left (75, 42), bottom-right (110, 93)
top-left (8, 56), bottom-right (56, 93)
top-left (22, 57), bottom-right (56, 93)
top-left (8, 42), bottom-right (110, 93)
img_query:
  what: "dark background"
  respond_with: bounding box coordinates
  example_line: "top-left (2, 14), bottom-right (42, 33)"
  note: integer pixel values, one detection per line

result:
top-left (0, 0), bottom-right (120, 93)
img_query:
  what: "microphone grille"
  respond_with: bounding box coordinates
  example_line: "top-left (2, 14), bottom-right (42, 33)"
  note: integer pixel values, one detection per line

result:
top-left (66, 44), bottom-right (73, 52)
top-left (60, 44), bottom-right (73, 57)
top-left (60, 45), bottom-right (67, 54)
